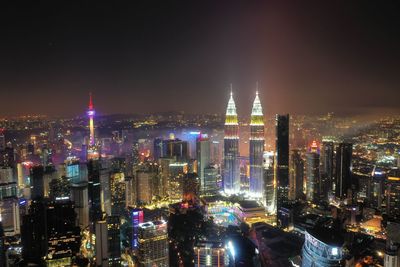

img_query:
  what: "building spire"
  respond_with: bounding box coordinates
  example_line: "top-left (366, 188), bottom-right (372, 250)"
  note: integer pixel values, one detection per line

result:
top-left (225, 84), bottom-right (238, 125)
top-left (226, 85), bottom-right (237, 117)
top-left (250, 85), bottom-right (264, 125)
top-left (256, 81), bottom-right (259, 96)
top-left (89, 92), bottom-right (94, 110)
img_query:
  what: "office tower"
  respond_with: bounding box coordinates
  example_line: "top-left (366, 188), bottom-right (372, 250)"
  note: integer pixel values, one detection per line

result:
top-left (138, 220), bottom-right (169, 267)
top-left (88, 93), bottom-right (95, 147)
top-left (387, 170), bottom-right (400, 220)
top-left (88, 159), bottom-right (103, 222)
top-left (0, 197), bottom-right (20, 236)
top-left (95, 220), bottom-right (109, 267)
top-left (263, 151), bottom-right (276, 214)
top-left (30, 165), bottom-right (45, 199)
top-left (289, 150), bottom-right (304, 201)
top-left (223, 90), bottom-right (240, 195)
top-left (165, 138), bottom-right (189, 161)
top-left (305, 150), bottom-right (320, 203)
top-left (136, 171), bottom-right (152, 204)
top-left (107, 216), bottom-right (121, 266)
top-left (100, 166), bottom-right (112, 217)
top-left (132, 141), bottom-right (140, 166)
top-left (385, 222), bottom-right (400, 267)
top-left (196, 134), bottom-right (211, 195)
top-left (22, 200), bottom-right (81, 266)
top-left (249, 90), bottom-right (265, 199)
top-left (169, 161), bottom-right (190, 201)
top-left (320, 141), bottom-right (334, 198)
top-left (136, 164), bottom-right (158, 204)
top-left (370, 167), bottom-right (385, 210)
top-left (65, 158), bottom-right (81, 183)
top-left (302, 227), bottom-right (346, 267)
top-left (131, 208), bottom-right (144, 250)
top-left (159, 157), bottom-right (174, 198)
top-left (335, 143), bottom-right (353, 199)
top-left (194, 240), bottom-right (228, 267)
top-left (183, 172), bottom-right (200, 201)
top-left (202, 166), bottom-right (218, 196)
top-left (71, 182), bottom-right (89, 229)
top-left (276, 114), bottom-right (289, 211)
top-left (110, 172), bottom-right (126, 216)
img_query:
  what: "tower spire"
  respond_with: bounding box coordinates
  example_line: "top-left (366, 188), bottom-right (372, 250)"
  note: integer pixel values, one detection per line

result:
top-left (89, 92), bottom-right (93, 110)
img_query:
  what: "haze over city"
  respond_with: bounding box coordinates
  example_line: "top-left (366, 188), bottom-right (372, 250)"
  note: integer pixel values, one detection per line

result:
top-left (1, 1), bottom-right (399, 116)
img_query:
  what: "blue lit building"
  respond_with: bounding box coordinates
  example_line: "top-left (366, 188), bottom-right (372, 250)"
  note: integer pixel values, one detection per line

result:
top-left (302, 227), bottom-right (346, 267)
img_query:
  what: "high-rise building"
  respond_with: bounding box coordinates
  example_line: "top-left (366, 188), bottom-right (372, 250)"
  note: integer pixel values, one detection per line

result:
top-left (223, 89), bottom-right (240, 195)
top-left (203, 166), bottom-right (219, 196)
top-left (138, 220), bottom-right (169, 267)
top-left (136, 163), bottom-right (158, 204)
top-left (107, 216), bottom-right (121, 266)
top-left (71, 182), bottom-right (89, 229)
top-left (168, 162), bottom-right (188, 201)
top-left (131, 208), bottom-right (144, 250)
top-left (320, 141), bottom-right (335, 199)
top-left (165, 138), bottom-right (188, 161)
top-left (263, 151), bottom-right (276, 214)
top-left (387, 170), bottom-right (400, 220)
top-left (305, 151), bottom-right (320, 203)
top-left (196, 134), bottom-right (211, 195)
top-left (335, 143), bottom-right (353, 200)
top-left (95, 220), bottom-right (109, 267)
top-left (370, 167), bottom-right (385, 210)
top-left (88, 159), bottom-right (103, 222)
top-left (0, 197), bottom-right (20, 236)
top-left (249, 90), bottom-right (265, 199)
top-left (194, 240), bottom-right (228, 267)
top-left (276, 114), bottom-right (289, 212)
top-left (302, 226), bottom-right (346, 267)
top-left (385, 222), bottom-right (400, 267)
top-left (21, 200), bottom-right (81, 266)
top-left (30, 165), bottom-right (45, 200)
top-left (289, 150), bottom-right (304, 201)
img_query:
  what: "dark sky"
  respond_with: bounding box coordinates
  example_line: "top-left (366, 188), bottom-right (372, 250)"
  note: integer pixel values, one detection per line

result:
top-left (0, 1), bottom-right (399, 117)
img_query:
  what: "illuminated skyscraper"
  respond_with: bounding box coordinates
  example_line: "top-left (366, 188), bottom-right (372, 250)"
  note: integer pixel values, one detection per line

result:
top-left (335, 143), bottom-right (353, 200)
top-left (305, 150), bottom-right (320, 203)
top-left (263, 151), bottom-right (276, 214)
top-left (87, 93), bottom-right (95, 147)
top-left (276, 114), bottom-right (289, 213)
top-left (320, 141), bottom-right (335, 200)
top-left (196, 134), bottom-right (211, 195)
top-left (249, 90), bottom-right (264, 199)
top-left (289, 149), bottom-right (304, 201)
top-left (223, 88), bottom-right (240, 195)
top-left (138, 220), bottom-right (169, 267)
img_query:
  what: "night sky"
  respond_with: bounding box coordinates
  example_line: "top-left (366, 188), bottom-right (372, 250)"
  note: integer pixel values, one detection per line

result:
top-left (0, 1), bottom-right (399, 117)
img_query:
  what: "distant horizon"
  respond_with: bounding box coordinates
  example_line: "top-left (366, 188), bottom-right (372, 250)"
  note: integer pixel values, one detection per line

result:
top-left (1, 108), bottom-right (400, 120)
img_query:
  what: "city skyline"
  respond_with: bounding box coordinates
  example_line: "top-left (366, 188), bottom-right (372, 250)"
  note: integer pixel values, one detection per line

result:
top-left (0, 2), bottom-right (399, 117)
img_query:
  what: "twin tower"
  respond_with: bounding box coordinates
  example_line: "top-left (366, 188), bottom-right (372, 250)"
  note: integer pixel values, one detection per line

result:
top-left (223, 87), bottom-right (265, 198)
